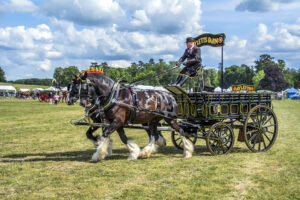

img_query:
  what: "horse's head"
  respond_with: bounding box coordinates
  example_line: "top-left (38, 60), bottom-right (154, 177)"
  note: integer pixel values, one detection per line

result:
top-left (78, 71), bottom-right (114, 108)
top-left (66, 75), bottom-right (80, 105)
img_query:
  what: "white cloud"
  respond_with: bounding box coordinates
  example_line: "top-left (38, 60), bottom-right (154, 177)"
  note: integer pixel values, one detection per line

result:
top-left (41, 0), bottom-right (125, 26)
top-left (25, 73), bottom-right (33, 77)
top-left (221, 19), bottom-right (300, 67)
top-left (235, 0), bottom-right (298, 12)
top-left (130, 10), bottom-right (150, 27)
top-left (108, 60), bottom-right (131, 68)
top-left (0, 0), bottom-right (37, 14)
top-left (125, 0), bottom-right (202, 35)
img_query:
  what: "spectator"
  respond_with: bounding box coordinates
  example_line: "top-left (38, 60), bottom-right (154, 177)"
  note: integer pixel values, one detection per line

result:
top-left (53, 93), bottom-right (60, 105)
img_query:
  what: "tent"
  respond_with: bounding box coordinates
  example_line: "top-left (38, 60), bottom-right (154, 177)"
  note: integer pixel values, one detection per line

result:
top-left (61, 87), bottom-right (68, 92)
top-left (32, 88), bottom-right (44, 92)
top-left (45, 86), bottom-right (59, 92)
top-left (19, 88), bottom-right (30, 92)
top-left (286, 88), bottom-right (297, 98)
top-left (214, 86), bottom-right (221, 92)
top-left (0, 85), bottom-right (16, 96)
top-left (226, 86), bottom-right (232, 92)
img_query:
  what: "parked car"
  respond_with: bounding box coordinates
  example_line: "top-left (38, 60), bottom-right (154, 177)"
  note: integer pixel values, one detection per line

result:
top-left (291, 92), bottom-right (300, 100)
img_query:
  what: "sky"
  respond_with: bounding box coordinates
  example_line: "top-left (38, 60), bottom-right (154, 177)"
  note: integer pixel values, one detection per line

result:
top-left (0, 0), bottom-right (300, 81)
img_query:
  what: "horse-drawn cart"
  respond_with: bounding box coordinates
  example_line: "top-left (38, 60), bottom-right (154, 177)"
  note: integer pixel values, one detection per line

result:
top-left (71, 82), bottom-right (277, 156)
top-left (165, 86), bottom-right (277, 155)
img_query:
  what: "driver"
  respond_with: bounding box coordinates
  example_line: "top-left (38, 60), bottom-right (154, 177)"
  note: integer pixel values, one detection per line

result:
top-left (174, 37), bottom-right (202, 86)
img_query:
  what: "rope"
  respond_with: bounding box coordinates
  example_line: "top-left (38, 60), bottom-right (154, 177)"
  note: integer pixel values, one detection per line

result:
top-left (129, 65), bottom-right (179, 86)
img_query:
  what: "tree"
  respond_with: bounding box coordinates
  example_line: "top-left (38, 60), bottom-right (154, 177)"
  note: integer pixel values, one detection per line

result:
top-left (283, 68), bottom-right (297, 88)
top-left (254, 54), bottom-right (276, 72)
top-left (53, 66), bottom-right (79, 86)
top-left (252, 70), bottom-right (265, 90)
top-left (277, 59), bottom-right (286, 71)
top-left (223, 65), bottom-right (254, 88)
top-left (53, 67), bottom-right (64, 85)
top-left (204, 69), bottom-right (219, 88)
top-left (294, 69), bottom-right (300, 88)
top-left (0, 67), bottom-right (6, 82)
top-left (259, 65), bottom-right (287, 91)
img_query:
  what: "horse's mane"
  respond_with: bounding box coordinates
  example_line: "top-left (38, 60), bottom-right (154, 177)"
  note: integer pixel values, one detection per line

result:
top-left (86, 72), bottom-right (114, 83)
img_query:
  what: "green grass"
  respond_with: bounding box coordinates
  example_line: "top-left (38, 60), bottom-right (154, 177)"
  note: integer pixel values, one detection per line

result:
top-left (0, 99), bottom-right (299, 199)
top-left (0, 82), bottom-right (49, 90)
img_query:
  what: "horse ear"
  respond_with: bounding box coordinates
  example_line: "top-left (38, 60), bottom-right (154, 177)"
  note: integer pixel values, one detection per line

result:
top-left (78, 71), bottom-right (87, 81)
top-left (83, 71), bottom-right (87, 79)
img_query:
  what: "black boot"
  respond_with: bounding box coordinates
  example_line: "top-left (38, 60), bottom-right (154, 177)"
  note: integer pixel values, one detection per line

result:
top-left (173, 75), bottom-right (182, 86)
top-left (178, 76), bottom-right (188, 86)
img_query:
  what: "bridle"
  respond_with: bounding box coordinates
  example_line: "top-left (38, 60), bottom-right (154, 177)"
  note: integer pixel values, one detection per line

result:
top-left (79, 78), bottom-right (121, 112)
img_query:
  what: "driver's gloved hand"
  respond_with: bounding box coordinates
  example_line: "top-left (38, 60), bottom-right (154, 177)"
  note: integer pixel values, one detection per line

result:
top-left (176, 61), bottom-right (182, 66)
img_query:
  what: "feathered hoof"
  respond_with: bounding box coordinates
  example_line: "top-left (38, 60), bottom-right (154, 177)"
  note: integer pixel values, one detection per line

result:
top-left (91, 152), bottom-right (100, 162)
top-left (127, 140), bottom-right (140, 160)
top-left (182, 137), bottom-right (194, 158)
top-left (138, 145), bottom-right (153, 159)
top-left (107, 139), bottom-right (113, 157)
top-left (156, 135), bottom-right (167, 147)
top-left (92, 134), bottom-right (101, 148)
top-left (151, 144), bottom-right (159, 154)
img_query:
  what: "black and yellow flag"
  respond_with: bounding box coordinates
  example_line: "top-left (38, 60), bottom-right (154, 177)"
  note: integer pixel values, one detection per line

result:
top-left (194, 33), bottom-right (226, 47)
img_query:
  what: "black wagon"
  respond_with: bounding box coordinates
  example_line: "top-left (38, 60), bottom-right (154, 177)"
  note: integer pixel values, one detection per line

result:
top-left (164, 85), bottom-right (278, 155)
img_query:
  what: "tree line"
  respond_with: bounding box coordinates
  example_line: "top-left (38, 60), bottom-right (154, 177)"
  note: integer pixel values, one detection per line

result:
top-left (1, 54), bottom-right (299, 91)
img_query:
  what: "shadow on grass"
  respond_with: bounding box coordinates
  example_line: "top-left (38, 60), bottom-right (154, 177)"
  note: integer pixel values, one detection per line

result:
top-left (1, 148), bottom-right (129, 163)
top-left (1, 144), bottom-right (251, 163)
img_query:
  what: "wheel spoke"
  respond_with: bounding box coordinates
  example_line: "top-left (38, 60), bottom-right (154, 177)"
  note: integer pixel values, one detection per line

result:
top-left (256, 114), bottom-right (260, 123)
top-left (262, 124), bottom-right (275, 128)
top-left (263, 115), bottom-right (273, 125)
top-left (262, 132), bottom-right (271, 142)
top-left (252, 134), bottom-right (258, 149)
top-left (266, 130), bottom-right (274, 135)
top-left (262, 135), bottom-right (267, 149)
top-left (175, 137), bottom-right (181, 142)
top-left (258, 134), bottom-right (261, 151)
top-left (250, 115), bottom-right (259, 125)
top-left (262, 110), bottom-right (270, 122)
top-left (178, 141), bottom-right (182, 147)
top-left (249, 133), bottom-right (258, 141)
top-left (247, 129), bottom-right (259, 135)
top-left (221, 145), bottom-right (226, 153)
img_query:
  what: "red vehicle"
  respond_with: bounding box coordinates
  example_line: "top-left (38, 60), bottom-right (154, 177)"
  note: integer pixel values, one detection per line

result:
top-left (38, 92), bottom-right (51, 102)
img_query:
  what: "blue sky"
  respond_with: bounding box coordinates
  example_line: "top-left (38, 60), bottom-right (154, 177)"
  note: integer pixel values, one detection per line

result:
top-left (0, 0), bottom-right (299, 80)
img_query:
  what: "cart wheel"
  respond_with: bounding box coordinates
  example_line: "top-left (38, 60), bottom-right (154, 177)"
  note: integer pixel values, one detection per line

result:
top-left (171, 131), bottom-right (197, 150)
top-left (206, 122), bottom-right (235, 155)
top-left (243, 105), bottom-right (278, 152)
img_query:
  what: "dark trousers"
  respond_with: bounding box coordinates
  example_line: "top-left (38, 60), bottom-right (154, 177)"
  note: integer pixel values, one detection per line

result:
top-left (174, 64), bottom-right (201, 86)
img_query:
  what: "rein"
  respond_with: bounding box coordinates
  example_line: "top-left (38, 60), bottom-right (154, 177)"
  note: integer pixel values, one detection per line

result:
top-left (80, 79), bottom-right (122, 119)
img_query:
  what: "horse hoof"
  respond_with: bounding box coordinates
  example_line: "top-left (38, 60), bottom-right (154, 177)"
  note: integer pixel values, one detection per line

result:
top-left (91, 153), bottom-right (99, 162)
top-left (127, 155), bottom-right (138, 160)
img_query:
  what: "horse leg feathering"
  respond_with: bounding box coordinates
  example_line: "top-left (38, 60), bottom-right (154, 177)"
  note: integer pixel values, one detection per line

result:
top-left (127, 140), bottom-right (141, 160)
top-left (91, 137), bottom-right (109, 162)
top-left (139, 135), bottom-right (156, 159)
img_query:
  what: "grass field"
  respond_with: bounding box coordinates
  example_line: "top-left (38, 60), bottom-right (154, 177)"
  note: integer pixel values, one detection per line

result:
top-left (0, 82), bottom-right (49, 90)
top-left (0, 99), bottom-right (299, 199)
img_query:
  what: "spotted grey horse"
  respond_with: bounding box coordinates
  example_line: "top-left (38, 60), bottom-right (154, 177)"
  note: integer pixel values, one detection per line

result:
top-left (71, 71), bottom-right (194, 161)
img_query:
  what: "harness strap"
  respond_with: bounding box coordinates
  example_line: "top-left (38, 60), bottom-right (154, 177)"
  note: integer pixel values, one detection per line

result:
top-left (128, 87), bottom-right (139, 123)
top-left (102, 81), bottom-right (121, 111)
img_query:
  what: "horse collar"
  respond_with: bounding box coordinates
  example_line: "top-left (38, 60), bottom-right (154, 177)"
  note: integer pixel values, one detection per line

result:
top-left (101, 81), bottom-right (121, 111)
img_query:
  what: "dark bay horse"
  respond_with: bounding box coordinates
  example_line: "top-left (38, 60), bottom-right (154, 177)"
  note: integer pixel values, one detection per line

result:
top-left (67, 74), bottom-right (169, 159)
top-left (76, 72), bottom-right (193, 162)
